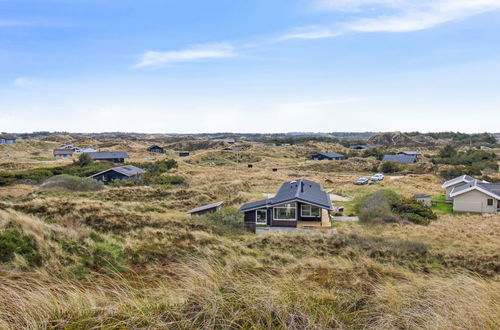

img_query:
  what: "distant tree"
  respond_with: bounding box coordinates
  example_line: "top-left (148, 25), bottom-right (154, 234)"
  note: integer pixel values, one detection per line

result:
top-left (74, 153), bottom-right (94, 167)
top-left (439, 145), bottom-right (457, 158)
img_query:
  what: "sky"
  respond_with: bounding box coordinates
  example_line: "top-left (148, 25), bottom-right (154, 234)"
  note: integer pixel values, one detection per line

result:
top-left (1, 0), bottom-right (500, 133)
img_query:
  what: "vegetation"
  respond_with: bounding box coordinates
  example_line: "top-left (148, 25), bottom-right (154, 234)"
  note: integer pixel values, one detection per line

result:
top-left (433, 145), bottom-right (498, 175)
top-left (74, 152), bottom-right (94, 167)
top-left (355, 190), bottom-right (437, 225)
top-left (379, 160), bottom-right (401, 173)
top-left (39, 175), bottom-right (104, 192)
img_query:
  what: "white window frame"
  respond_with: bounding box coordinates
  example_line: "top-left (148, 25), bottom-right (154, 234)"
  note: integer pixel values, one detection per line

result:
top-left (255, 209), bottom-right (267, 225)
top-left (301, 204), bottom-right (321, 217)
top-left (273, 202), bottom-right (297, 221)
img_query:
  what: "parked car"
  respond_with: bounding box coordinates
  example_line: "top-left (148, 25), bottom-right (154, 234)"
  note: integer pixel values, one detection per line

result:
top-left (355, 177), bottom-right (369, 185)
top-left (371, 173), bottom-right (385, 181)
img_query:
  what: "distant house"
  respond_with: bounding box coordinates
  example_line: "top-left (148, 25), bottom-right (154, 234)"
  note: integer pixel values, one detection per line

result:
top-left (382, 154), bottom-right (418, 164)
top-left (213, 137), bottom-right (236, 144)
top-left (480, 146), bottom-right (493, 150)
top-left (179, 152), bottom-right (190, 157)
top-left (147, 145), bottom-right (165, 154)
top-left (349, 145), bottom-right (375, 150)
top-left (187, 201), bottom-right (224, 216)
top-left (449, 180), bottom-right (499, 214)
top-left (311, 152), bottom-right (345, 161)
top-left (398, 151), bottom-right (422, 159)
top-left (224, 146), bottom-right (245, 151)
top-left (88, 152), bottom-right (129, 163)
top-left (53, 149), bottom-right (74, 158)
top-left (79, 148), bottom-right (97, 153)
top-left (0, 134), bottom-right (16, 144)
top-left (413, 194), bottom-right (432, 207)
top-left (59, 145), bottom-right (80, 152)
top-left (441, 175), bottom-right (477, 202)
top-left (240, 179), bottom-right (333, 232)
top-left (89, 165), bottom-right (145, 184)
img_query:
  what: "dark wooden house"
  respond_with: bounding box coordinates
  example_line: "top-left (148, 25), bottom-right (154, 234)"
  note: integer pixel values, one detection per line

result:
top-left (88, 152), bottom-right (129, 163)
top-left (311, 152), bottom-right (345, 161)
top-left (0, 134), bottom-right (16, 144)
top-left (147, 145), bottom-right (165, 154)
top-left (187, 201), bottom-right (224, 216)
top-left (382, 154), bottom-right (418, 164)
top-left (89, 165), bottom-right (145, 184)
top-left (179, 152), bottom-right (190, 157)
top-left (240, 179), bottom-right (333, 232)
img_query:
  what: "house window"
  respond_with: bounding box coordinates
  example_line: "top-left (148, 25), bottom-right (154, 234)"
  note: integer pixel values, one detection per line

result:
top-left (301, 204), bottom-right (321, 217)
top-left (487, 199), bottom-right (493, 206)
top-left (256, 210), bottom-right (267, 225)
top-left (273, 203), bottom-right (296, 220)
top-left (102, 175), bottom-right (108, 182)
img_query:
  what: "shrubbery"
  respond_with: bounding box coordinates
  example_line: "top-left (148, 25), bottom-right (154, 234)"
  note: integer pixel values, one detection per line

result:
top-left (0, 224), bottom-right (42, 266)
top-left (200, 207), bottom-right (245, 235)
top-left (40, 175), bottom-right (104, 192)
top-left (379, 161), bottom-right (401, 173)
top-left (355, 190), bottom-right (437, 225)
top-left (432, 145), bottom-right (497, 174)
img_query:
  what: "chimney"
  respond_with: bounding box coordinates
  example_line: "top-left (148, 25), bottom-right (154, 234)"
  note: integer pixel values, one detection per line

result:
top-left (301, 181), bottom-right (304, 193)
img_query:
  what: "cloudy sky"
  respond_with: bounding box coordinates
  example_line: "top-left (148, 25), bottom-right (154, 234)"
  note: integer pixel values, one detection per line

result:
top-left (1, 0), bottom-right (500, 133)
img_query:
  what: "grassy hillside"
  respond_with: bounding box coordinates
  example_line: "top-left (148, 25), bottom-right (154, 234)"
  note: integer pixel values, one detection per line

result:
top-left (0, 137), bottom-right (498, 329)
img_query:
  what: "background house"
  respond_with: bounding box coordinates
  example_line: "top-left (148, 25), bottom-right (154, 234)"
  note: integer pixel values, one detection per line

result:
top-left (89, 165), bottom-right (145, 184)
top-left (398, 151), bottom-right (422, 159)
top-left (382, 154), bottom-right (418, 164)
top-left (0, 134), bottom-right (16, 144)
top-left (413, 194), bottom-right (432, 207)
top-left (349, 145), bottom-right (375, 150)
top-left (311, 152), bottom-right (345, 161)
top-left (88, 151), bottom-right (129, 163)
top-left (187, 201), bottom-right (224, 216)
top-left (53, 149), bottom-right (73, 158)
top-left (179, 152), bottom-right (190, 157)
top-left (240, 179), bottom-right (333, 232)
top-left (147, 145), bottom-right (165, 154)
top-left (449, 180), bottom-right (499, 213)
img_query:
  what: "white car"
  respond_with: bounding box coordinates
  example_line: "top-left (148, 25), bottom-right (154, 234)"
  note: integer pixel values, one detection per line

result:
top-left (371, 173), bottom-right (385, 181)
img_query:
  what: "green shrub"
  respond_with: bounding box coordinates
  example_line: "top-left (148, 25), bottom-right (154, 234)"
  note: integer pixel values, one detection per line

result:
top-left (380, 161), bottom-right (401, 173)
top-left (74, 153), bottom-right (94, 167)
top-left (14, 168), bottom-right (54, 183)
top-left (355, 190), bottom-right (436, 226)
top-left (0, 172), bottom-right (15, 186)
top-left (200, 207), bottom-right (245, 235)
top-left (0, 225), bottom-right (42, 266)
top-left (40, 175), bottom-right (104, 192)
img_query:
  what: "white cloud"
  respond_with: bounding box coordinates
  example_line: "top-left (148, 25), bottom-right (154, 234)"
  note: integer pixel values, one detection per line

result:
top-left (134, 43), bottom-right (237, 68)
top-left (284, 0), bottom-right (500, 39)
top-left (13, 77), bottom-right (36, 87)
top-left (280, 27), bottom-right (340, 40)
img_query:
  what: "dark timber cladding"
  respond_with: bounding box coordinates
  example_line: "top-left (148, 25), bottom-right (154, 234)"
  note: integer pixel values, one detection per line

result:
top-left (147, 145), bottom-right (165, 153)
top-left (89, 165), bottom-right (145, 184)
top-left (240, 179), bottom-right (333, 230)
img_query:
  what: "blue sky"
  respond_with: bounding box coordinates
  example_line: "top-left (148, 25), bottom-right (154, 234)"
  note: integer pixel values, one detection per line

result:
top-left (1, 0), bottom-right (500, 133)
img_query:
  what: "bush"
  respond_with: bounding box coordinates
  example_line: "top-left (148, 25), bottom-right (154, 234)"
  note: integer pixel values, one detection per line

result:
top-left (40, 175), bottom-right (104, 192)
top-left (201, 207), bottom-right (245, 235)
top-left (380, 161), bottom-right (401, 173)
top-left (355, 190), bottom-right (436, 226)
top-left (0, 225), bottom-right (42, 266)
top-left (0, 172), bottom-right (15, 186)
top-left (74, 153), bottom-right (94, 167)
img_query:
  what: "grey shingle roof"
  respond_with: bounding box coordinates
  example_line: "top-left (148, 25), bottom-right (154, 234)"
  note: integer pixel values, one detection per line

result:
top-left (88, 152), bottom-right (129, 160)
top-left (450, 180), bottom-right (500, 199)
top-left (313, 152), bottom-right (345, 159)
top-left (187, 201), bottom-right (224, 214)
top-left (0, 134), bottom-right (16, 140)
top-left (398, 151), bottom-right (422, 156)
top-left (382, 154), bottom-right (417, 163)
top-left (240, 179), bottom-right (333, 211)
top-left (89, 165), bottom-right (145, 178)
top-left (442, 175), bottom-right (475, 188)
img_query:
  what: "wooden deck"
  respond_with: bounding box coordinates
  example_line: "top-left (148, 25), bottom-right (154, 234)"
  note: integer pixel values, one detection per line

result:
top-left (297, 209), bottom-right (331, 228)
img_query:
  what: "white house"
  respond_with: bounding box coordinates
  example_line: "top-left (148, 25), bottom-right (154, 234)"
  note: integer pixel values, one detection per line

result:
top-left (449, 180), bottom-right (500, 214)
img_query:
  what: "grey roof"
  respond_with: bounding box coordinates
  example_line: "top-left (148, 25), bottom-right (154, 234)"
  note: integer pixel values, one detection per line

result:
top-left (413, 194), bottom-right (431, 198)
top-left (89, 165), bottom-right (145, 178)
top-left (53, 149), bottom-right (73, 155)
top-left (240, 179), bottom-right (333, 211)
top-left (382, 154), bottom-right (417, 163)
top-left (312, 152), bottom-right (345, 159)
top-left (398, 151), bottom-right (422, 156)
top-left (0, 134), bottom-right (16, 140)
top-left (450, 180), bottom-right (500, 199)
top-left (187, 201), bottom-right (224, 214)
top-left (442, 175), bottom-right (475, 188)
top-left (349, 145), bottom-right (376, 149)
top-left (147, 145), bottom-right (164, 150)
top-left (88, 152), bottom-right (129, 160)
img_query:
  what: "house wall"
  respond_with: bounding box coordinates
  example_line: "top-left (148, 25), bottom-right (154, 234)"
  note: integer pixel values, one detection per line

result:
top-left (244, 202), bottom-right (326, 229)
top-left (95, 158), bottom-right (125, 163)
top-left (296, 202), bottom-right (322, 222)
top-left (0, 139), bottom-right (16, 144)
top-left (54, 154), bottom-right (72, 158)
top-left (453, 190), bottom-right (498, 214)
